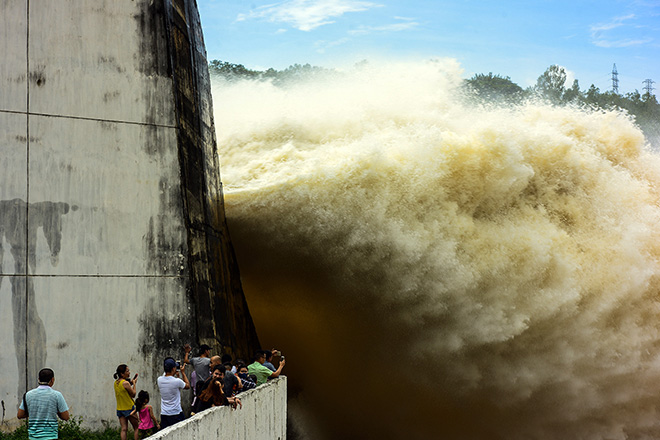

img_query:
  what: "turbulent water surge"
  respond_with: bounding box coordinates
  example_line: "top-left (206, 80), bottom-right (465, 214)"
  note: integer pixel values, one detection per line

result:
top-left (212, 60), bottom-right (660, 440)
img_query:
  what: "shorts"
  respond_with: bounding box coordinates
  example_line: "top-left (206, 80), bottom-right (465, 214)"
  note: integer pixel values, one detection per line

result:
top-left (117, 406), bottom-right (135, 418)
top-left (160, 412), bottom-right (185, 429)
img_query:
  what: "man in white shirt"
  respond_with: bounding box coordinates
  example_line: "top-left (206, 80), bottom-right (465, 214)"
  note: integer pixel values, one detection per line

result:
top-left (157, 357), bottom-right (190, 429)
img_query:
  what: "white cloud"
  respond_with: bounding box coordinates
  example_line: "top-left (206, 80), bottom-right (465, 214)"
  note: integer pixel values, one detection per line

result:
top-left (590, 14), bottom-right (636, 32)
top-left (589, 14), bottom-right (653, 47)
top-left (348, 19), bottom-right (419, 36)
top-left (593, 37), bottom-right (653, 48)
top-left (236, 0), bottom-right (383, 32)
top-left (563, 67), bottom-right (576, 88)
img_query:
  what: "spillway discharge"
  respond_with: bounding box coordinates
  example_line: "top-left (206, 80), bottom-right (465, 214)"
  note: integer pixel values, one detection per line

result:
top-left (212, 60), bottom-right (660, 440)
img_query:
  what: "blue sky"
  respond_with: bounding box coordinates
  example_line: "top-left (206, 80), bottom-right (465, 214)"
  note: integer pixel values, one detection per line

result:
top-left (197, 0), bottom-right (660, 94)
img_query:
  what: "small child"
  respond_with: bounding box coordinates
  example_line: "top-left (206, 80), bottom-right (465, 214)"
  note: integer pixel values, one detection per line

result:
top-left (130, 390), bottom-right (160, 438)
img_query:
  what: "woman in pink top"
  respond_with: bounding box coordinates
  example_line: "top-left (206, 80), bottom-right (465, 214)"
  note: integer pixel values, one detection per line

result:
top-left (130, 391), bottom-right (160, 438)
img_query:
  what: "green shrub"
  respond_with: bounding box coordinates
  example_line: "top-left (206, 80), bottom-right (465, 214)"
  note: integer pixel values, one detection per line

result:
top-left (0, 422), bottom-right (28, 440)
top-left (0, 417), bottom-right (121, 440)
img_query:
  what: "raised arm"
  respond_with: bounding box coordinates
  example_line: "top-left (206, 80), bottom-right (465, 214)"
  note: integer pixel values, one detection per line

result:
top-left (183, 344), bottom-right (192, 365)
top-left (180, 364), bottom-right (191, 390)
top-left (122, 375), bottom-right (137, 398)
top-left (269, 358), bottom-right (286, 379)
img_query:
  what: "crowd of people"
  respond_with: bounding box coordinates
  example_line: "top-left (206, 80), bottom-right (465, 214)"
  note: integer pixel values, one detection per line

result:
top-left (17, 346), bottom-right (285, 440)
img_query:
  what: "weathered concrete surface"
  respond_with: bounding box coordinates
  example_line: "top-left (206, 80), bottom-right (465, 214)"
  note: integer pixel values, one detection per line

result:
top-left (0, 0), bottom-right (259, 428)
top-left (151, 378), bottom-right (287, 440)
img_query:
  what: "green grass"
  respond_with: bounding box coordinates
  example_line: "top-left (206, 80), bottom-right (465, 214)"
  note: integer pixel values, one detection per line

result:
top-left (0, 417), bottom-right (122, 440)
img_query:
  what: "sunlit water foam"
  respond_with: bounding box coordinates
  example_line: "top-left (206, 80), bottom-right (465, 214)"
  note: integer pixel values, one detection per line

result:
top-left (212, 60), bottom-right (660, 440)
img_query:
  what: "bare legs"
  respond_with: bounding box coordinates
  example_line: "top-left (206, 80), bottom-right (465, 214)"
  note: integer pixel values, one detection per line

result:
top-left (119, 416), bottom-right (129, 440)
top-left (130, 413), bottom-right (140, 440)
top-left (119, 415), bottom-right (140, 440)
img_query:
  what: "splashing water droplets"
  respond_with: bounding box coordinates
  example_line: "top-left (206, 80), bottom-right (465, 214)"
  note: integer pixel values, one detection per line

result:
top-left (213, 60), bottom-right (660, 440)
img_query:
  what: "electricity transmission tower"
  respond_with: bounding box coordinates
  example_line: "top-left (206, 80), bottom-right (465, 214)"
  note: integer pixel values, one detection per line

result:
top-left (642, 79), bottom-right (655, 98)
top-left (611, 64), bottom-right (619, 94)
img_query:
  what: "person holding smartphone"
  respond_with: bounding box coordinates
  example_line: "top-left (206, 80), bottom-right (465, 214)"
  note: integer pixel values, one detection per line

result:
top-left (158, 357), bottom-right (190, 429)
top-left (113, 364), bottom-right (139, 440)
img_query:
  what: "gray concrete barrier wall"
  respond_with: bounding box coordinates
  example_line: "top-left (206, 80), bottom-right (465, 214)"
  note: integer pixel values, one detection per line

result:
top-left (0, 0), bottom-right (259, 430)
top-left (151, 378), bottom-right (287, 440)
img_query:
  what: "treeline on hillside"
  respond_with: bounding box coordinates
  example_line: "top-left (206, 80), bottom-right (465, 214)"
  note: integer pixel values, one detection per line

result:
top-left (208, 60), bottom-right (337, 86)
top-left (209, 60), bottom-right (660, 141)
top-left (464, 65), bottom-right (660, 141)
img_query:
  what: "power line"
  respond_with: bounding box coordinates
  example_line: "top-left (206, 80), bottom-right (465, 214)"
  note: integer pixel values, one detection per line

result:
top-left (611, 63), bottom-right (619, 94)
top-left (642, 78), bottom-right (655, 97)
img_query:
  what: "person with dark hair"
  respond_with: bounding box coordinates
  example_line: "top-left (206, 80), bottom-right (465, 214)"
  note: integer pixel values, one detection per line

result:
top-left (113, 364), bottom-right (139, 440)
top-left (194, 364), bottom-right (242, 401)
top-left (196, 373), bottom-right (226, 411)
top-left (221, 363), bottom-right (242, 397)
top-left (248, 350), bottom-right (286, 385)
top-left (130, 390), bottom-right (159, 438)
top-left (263, 351), bottom-right (276, 372)
top-left (17, 368), bottom-right (69, 440)
top-left (233, 359), bottom-right (246, 374)
top-left (236, 364), bottom-right (257, 393)
top-left (157, 357), bottom-right (189, 429)
top-left (183, 343), bottom-right (212, 382)
top-left (196, 367), bottom-right (242, 412)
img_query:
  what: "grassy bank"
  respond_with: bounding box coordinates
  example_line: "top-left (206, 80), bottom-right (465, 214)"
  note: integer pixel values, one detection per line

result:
top-left (0, 417), bottom-right (122, 440)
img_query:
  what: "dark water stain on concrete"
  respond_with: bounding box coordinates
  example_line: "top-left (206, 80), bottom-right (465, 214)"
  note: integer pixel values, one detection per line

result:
top-left (0, 199), bottom-right (71, 397)
top-left (137, 278), bottom-right (194, 417)
top-left (28, 65), bottom-right (46, 88)
top-left (97, 56), bottom-right (126, 74)
top-left (102, 91), bottom-right (121, 103)
top-left (135, 0), bottom-right (171, 127)
top-left (137, 290), bottom-right (193, 357)
top-left (142, 173), bottom-right (186, 276)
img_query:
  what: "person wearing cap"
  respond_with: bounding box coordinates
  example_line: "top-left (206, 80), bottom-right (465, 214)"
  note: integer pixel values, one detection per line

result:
top-left (17, 368), bottom-right (69, 440)
top-left (183, 343), bottom-right (212, 382)
top-left (157, 358), bottom-right (190, 430)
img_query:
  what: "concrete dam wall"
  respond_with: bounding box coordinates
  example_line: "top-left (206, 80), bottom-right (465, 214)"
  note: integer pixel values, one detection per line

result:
top-left (151, 378), bottom-right (287, 440)
top-left (0, 0), bottom-right (260, 427)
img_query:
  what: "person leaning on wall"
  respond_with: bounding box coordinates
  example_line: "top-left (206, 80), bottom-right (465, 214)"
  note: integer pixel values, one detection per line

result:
top-left (247, 350), bottom-right (286, 386)
top-left (17, 368), bottom-right (70, 440)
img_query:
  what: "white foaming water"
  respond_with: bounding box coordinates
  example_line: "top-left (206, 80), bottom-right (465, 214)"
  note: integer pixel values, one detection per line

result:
top-left (212, 60), bottom-right (660, 439)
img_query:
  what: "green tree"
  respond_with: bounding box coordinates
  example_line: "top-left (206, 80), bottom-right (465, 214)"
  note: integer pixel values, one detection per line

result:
top-left (562, 79), bottom-right (582, 103)
top-left (584, 84), bottom-right (600, 105)
top-left (273, 63), bottom-right (337, 86)
top-left (208, 60), bottom-right (260, 80)
top-left (464, 73), bottom-right (525, 104)
top-left (535, 65), bottom-right (567, 104)
top-left (207, 59), bottom-right (337, 85)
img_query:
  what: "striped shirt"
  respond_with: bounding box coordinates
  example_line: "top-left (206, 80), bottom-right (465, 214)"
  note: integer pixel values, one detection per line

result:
top-left (19, 386), bottom-right (69, 440)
